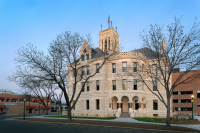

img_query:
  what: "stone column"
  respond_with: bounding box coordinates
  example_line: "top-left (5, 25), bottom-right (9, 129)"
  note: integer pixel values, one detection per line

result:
top-left (107, 37), bottom-right (109, 51)
top-left (103, 39), bottom-right (105, 52)
top-left (128, 101), bottom-right (133, 112)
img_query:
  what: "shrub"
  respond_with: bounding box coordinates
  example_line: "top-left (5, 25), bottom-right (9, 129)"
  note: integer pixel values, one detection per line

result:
top-left (183, 118), bottom-right (186, 121)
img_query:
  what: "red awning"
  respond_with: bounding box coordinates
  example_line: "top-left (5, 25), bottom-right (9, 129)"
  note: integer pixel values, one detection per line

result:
top-left (11, 98), bottom-right (17, 100)
top-left (7, 98), bottom-right (10, 100)
top-left (34, 99), bottom-right (39, 101)
top-left (26, 99), bottom-right (31, 101)
top-left (26, 106), bottom-right (37, 109)
top-left (19, 98), bottom-right (24, 100)
top-left (0, 97), bottom-right (5, 100)
top-left (0, 105), bottom-right (7, 108)
top-left (40, 106), bottom-right (51, 109)
top-left (47, 100), bottom-right (50, 102)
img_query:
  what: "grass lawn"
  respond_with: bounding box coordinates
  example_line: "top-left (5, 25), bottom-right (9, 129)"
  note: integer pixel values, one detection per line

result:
top-left (46, 115), bottom-right (116, 120)
top-left (134, 117), bottom-right (185, 124)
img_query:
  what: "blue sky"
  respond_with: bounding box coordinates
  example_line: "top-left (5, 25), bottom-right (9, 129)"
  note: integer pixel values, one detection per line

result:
top-left (0, 0), bottom-right (200, 102)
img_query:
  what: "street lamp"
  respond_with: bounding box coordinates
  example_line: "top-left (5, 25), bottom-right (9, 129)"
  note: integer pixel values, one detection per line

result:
top-left (23, 99), bottom-right (26, 120)
top-left (191, 95), bottom-right (194, 120)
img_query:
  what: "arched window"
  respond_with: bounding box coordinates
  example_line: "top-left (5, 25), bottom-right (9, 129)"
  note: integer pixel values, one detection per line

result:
top-left (84, 49), bottom-right (87, 53)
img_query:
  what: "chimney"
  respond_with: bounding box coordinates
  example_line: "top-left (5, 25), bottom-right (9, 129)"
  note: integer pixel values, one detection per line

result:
top-left (161, 40), bottom-right (166, 55)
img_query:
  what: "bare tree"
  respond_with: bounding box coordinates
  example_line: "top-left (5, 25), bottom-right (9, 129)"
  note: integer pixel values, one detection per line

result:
top-left (52, 91), bottom-right (63, 114)
top-left (126, 17), bottom-right (200, 127)
top-left (8, 31), bottom-right (118, 121)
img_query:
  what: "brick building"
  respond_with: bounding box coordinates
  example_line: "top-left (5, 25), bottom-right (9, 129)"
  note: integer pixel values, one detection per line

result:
top-left (172, 70), bottom-right (200, 115)
top-left (67, 26), bottom-right (173, 118)
top-left (0, 89), bottom-right (51, 115)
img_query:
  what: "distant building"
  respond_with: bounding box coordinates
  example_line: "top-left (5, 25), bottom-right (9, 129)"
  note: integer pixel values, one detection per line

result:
top-left (51, 102), bottom-right (67, 113)
top-left (172, 70), bottom-right (200, 115)
top-left (0, 89), bottom-right (51, 114)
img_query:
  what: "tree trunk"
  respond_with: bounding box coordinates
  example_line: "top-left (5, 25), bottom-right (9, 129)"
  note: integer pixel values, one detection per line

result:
top-left (46, 101), bottom-right (49, 115)
top-left (166, 97), bottom-right (171, 127)
top-left (59, 104), bottom-right (62, 115)
top-left (67, 107), bottom-right (72, 122)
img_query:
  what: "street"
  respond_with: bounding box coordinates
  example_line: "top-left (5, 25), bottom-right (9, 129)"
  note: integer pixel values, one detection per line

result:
top-left (0, 114), bottom-right (168, 133)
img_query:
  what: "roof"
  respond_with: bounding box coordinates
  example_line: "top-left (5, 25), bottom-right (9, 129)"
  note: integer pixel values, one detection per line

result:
top-left (132, 47), bottom-right (159, 59)
top-left (91, 47), bottom-right (108, 59)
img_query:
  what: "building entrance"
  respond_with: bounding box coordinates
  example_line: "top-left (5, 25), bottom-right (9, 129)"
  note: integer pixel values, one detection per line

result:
top-left (121, 96), bottom-right (129, 112)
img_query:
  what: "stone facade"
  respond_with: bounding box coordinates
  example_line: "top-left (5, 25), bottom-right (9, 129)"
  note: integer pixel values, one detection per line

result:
top-left (68, 26), bottom-right (173, 118)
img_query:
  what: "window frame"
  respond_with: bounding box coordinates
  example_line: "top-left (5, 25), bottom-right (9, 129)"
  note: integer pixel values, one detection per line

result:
top-left (81, 55), bottom-right (85, 61)
top-left (112, 63), bottom-right (116, 73)
top-left (82, 67), bottom-right (85, 76)
top-left (96, 63), bottom-right (99, 73)
top-left (86, 100), bottom-right (89, 110)
top-left (122, 62), bottom-right (127, 72)
top-left (87, 66), bottom-right (90, 75)
top-left (153, 100), bottom-right (158, 110)
top-left (96, 80), bottom-right (99, 90)
top-left (87, 54), bottom-right (89, 60)
top-left (112, 80), bottom-right (116, 90)
top-left (122, 79), bottom-right (127, 90)
top-left (153, 80), bottom-right (157, 91)
top-left (87, 82), bottom-right (89, 91)
top-left (82, 82), bottom-right (84, 92)
top-left (133, 79), bottom-right (137, 90)
top-left (96, 99), bottom-right (100, 110)
top-left (133, 62), bottom-right (137, 72)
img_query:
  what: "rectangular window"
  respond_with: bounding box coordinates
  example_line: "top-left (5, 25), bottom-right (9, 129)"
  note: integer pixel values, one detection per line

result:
top-left (96, 80), bottom-right (99, 90)
top-left (87, 82), bottom-right (89, 91)
top-left (82, 82), bottom-right (84, 92)
top-left (153, 100), bottom-right (158, 110)
top-left (112, 63), bottom-right (116, 73)
top-left (153, 81), bottom-right (157, 91)
top-left (133, 62), bottom-right (137, 72)
top-left (82, 55), bottom-right (84, 61)
top-left (113, 80), bottom-right (116, 90)
top-left (82, 67), bottom-right (85, 76)
top-left (0, 99), bottom-right (4, 102)
top-left (122, 62), bottom-right (127, 72)
top-left (198, 92), bottom-right (200, 98)
top-left (134, 79), bottom-right (137, 90)
top-left (7, 100), bottom-right (9, 102)
top-left (87, 66), bottom-right (90, 75)
top-left (19, 100), bottom-right (23, 103)
top-left (86, 100), bottom-right (89, 110)
top-left (96, 63), bottom-right (99, 73)
top-left (87, 54), bottom-right (89, 60)
top-left (11, 100), bottom-right (16, 103)
top-left (173, 92), bottom-right (178, 95)
top-left (96, 99), bottom-right (99, 110)
top-left (181, 91), bottom-right (193, 95)
top-left (122, 79), bottom-right (127, 90)
top-left (153, 64), bottom-right (157, 75)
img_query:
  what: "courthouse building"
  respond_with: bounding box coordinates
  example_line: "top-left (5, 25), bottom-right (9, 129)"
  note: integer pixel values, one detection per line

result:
top-left (68, 26), bottom-right (172, 118)
top-left (0, 89), bottom-right (51, 114)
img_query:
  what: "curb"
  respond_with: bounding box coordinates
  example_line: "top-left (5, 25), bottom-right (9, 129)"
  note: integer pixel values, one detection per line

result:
top-left (6, 119), bottom-right (198, 133)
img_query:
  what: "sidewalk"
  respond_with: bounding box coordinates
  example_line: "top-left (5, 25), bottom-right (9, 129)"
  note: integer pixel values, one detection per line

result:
top-left (11, 115), bottom-right (200, 131)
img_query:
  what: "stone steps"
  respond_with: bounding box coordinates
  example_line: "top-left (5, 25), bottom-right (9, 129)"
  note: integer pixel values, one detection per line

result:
top-left (120, 112), bottom-right (130, 118)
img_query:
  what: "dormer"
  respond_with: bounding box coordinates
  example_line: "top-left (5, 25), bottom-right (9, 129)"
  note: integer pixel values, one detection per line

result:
top-left (98, 26), bottom-right (119, 53)
top-left (79, 40), bottom-right (93, 61)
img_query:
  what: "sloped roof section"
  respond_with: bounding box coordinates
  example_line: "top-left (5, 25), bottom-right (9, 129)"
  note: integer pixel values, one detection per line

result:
top-left (132, 47), bottom-right (159, 59)
top-left (91, 48), bottom-right (108, 59)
